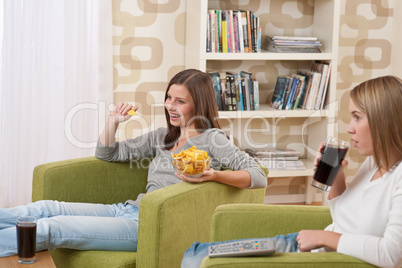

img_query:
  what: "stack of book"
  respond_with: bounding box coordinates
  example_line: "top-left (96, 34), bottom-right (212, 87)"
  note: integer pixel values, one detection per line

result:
top-left (246, 148), bottom-right (306, 171)
top-left (270, 61), bottom-right (331, 110)
top-left (207, 9), bottom-right (261, 53)
top-left (265, 36), bottom-right (322, 53)
top-left (208, 71), bottom-right (259, 111)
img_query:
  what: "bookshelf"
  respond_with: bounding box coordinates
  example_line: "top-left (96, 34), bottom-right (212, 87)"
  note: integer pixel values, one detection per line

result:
top-left (185, 0), bottom-right (340, 204)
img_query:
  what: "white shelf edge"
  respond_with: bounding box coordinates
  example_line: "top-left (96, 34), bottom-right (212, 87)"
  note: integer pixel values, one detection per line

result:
top-left (202, 51), bottom-right (335, 61)
top-left (267, 158), bottom-right (314, 178)
top-left (218, 106), bottom-right (329, 118)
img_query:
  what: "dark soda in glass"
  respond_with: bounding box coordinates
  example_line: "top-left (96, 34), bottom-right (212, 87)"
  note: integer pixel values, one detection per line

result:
top-left (311, 137), bottom-right (349, 192)
top-left (16, 217), bottom-right (37, 264)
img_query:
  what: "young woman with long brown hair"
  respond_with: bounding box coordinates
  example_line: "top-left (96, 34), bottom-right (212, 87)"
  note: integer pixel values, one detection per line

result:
top-left (0, 69), bottom-right (266, 257)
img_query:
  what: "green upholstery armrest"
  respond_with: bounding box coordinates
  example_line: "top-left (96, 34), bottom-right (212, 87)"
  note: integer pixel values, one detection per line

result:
top-left (210, 204), bottom-right (332, 241)
top-left (200, 204), bottom-right (374, 268)
top-left (32, 156), bottom-right (149, 204)
top-left (138, 182), bottom-right (265, 268)
top-left (32, 157), bottom-right (266, 268)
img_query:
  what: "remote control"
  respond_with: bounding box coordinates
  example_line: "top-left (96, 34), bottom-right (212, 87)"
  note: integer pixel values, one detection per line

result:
top-left (208, 238), bottom-right (276, 258)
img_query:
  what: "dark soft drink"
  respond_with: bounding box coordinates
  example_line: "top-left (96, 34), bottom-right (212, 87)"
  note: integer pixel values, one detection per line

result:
top-left (17, 224), bottom-right (36, 259)
top-left (313, 145), bottom-right (349, 187)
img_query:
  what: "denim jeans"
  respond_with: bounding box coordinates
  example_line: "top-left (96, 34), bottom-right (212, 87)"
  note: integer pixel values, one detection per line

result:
top-left (181, 232), bottom-right (299, 268)
top-left (0, 200), bottom-right (139, 257)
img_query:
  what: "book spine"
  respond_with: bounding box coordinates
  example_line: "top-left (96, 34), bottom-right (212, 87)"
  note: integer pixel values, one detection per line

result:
top-left (216, 10), bottom-right (221, 53)
top-left (248, 74), bottom-right (254, 110)
top-left (238, 76), bottom-right (244, 110)
top-left (241, 77), bottom-right (249, 110)
top-left (208, 73), bottom-right (223, 110)
top-left (241, 12), bottom-right (249, 53)
top-left (206, 13), bottom-right (210, 52)
top-left (246, 11), bottom-right (252, 53)
top-left (285, 78), bottom-right (299, 110)
top-left (253, 79), bottom-right (259, 110)
top-left (230, 76), bottom-right (237, 110)
top-left (281, 77), bottom-right (293, 110)
top-left (250, 13), bottom-right (256, 52)
top-left (236, 11), bottom-right (244, 53)
top-left (320, 62), bottom-right (332, 109)
top-left (257, 21), bottom-right (261, 53)
top-left (232, 14), bottom-right (239, 53)
top-left (293, 76), bottom-right (305, 109)
top-left (221, 11), bottom-right (228, 53)
top-left (229, 10), bottom-right (235, 53)
top-left (305, 73), bottom-right (321, 110)
top-left (209, 10), bottom-right (216, 53)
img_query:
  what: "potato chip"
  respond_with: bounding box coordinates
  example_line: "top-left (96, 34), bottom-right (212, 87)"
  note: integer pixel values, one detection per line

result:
top-left (172, 146), bottom-right (210, 176)
top-left (128, 110), bottom-right (137, 116)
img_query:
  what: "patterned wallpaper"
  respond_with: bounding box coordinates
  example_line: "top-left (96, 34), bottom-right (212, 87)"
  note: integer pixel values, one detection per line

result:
top-left (112, 0), bottom-right (397, 203)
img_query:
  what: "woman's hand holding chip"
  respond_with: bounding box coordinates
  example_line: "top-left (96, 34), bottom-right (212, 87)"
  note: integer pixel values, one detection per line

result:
top-left (109, 102), bottom-right (138, 123)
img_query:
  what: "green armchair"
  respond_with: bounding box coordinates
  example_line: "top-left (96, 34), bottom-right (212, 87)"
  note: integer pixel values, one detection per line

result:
top-left (200, 204), bottom-right (375, 268)
top-left (32, 156), bottom-right (267, 268)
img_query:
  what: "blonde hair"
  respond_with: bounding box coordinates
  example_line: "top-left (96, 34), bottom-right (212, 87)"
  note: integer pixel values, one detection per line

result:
top-left (350, 75), bottom-right (402, 170)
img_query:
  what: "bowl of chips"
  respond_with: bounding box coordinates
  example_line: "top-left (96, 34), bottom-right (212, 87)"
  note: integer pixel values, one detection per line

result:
top-left (172, 146), bottom-right (211, 178)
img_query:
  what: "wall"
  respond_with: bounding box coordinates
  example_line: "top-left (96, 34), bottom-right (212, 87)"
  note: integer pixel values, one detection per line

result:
top-left (112, 0), bottom-right (398, 202)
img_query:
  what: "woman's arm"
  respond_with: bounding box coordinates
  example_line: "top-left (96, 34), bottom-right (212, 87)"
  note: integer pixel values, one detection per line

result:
top-left (96, 102), bottom-right (157, 162)
top-left (99, 102), bottom-right (136, 146)
top-left (177, 130), bottom-right (266, 188)
top-left (176, 169), bottom-right (252, 188)
top-left (296, 230), bottom-right (341, 252)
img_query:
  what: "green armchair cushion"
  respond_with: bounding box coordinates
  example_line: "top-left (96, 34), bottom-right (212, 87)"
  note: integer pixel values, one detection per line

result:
top-left (200, 204), bottom-right (375, 268)
top-left (32, 157), bottom-right (267, 268)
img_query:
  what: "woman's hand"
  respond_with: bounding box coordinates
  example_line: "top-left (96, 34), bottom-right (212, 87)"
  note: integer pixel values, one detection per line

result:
top-left (175, 168), bottom-right (216, 183)
top-left (314, 141), bottom-right (348, 199)
top-left (296, 230), bottom-right (341, 252)
top-left (109, 102), bottom-right (138, 123)
top-left (99, 102), bottom-right (138, 146)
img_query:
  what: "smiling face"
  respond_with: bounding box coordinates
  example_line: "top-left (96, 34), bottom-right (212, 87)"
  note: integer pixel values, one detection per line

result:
top-left (164, 84), bottom-right (196, 129)
top-left (347, 99), bottom-right (374, 157)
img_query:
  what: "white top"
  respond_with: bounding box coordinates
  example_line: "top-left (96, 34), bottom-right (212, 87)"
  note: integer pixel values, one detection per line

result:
top-left (323, 157), bottom-right (402, 267)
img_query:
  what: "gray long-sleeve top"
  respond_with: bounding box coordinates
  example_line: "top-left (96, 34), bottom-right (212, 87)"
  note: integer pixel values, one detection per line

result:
top-left (95, 127), bottom-right (267, 207)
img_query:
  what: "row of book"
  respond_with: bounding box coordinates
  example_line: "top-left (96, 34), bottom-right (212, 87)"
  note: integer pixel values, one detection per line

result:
top-left (208, 71), bottom-right (260, 111)
top-left (270, 61), bottom-right (331, 110)
top-left (265, 36), bottom-right (322, 53)
top-left (206, 9), bottom-right (261, 53)
top-left (245, 148), bottom-right (306, 171)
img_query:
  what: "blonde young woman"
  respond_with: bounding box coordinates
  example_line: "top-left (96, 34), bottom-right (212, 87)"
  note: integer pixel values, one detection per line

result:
top-left (182, 75), bottom-right (402, 268)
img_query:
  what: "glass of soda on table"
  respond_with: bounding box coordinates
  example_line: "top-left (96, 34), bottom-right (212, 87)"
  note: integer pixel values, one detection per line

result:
top-left (16, 216), bottom-right (37, 264)
top-left (311, 137), bottom-right (349, 192)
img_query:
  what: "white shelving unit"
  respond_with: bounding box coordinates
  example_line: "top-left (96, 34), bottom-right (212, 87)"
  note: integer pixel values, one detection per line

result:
top-left (185, 0), bottom-right (340, 204)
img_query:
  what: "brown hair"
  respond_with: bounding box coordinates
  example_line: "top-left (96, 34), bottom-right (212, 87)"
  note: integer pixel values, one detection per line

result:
top-left (350, 75), bottom-right (402, 170)
top-left (164, 69), bottom-right (221, 149)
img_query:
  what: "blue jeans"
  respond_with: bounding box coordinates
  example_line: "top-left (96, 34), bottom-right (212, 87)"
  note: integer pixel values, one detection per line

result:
top-left (0, 200), bottom-right (139, 257)
top-left (181, 232), bottom-right (299, 268)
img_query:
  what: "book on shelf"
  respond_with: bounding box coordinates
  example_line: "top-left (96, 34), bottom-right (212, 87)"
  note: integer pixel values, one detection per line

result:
top-left (245, 148), bottom-right (301, 157)
top-left (311, 61), bottom-right (331, 109)
top-left (226, 72), bottom-right (242, 110)
top-left (271, 76), bottom-right (290, 109)
top-left (254, 155), bottom-right (300, 161)
top-left (225, 74), bottom-right (237, 110)
top-left (270, 61), bottom-right (331, 111)
top-left (253, 79), bottom-right (260, 110)
top-left (209, 71), bottom-right (259, 111)
top-left (254, 158), bottom-right (306, 171)
top-left (208, 72), bottom-right (223, 111)
top-left (206, 9), bottom-right (261, 53)
top-left (265, 36), bottom-right (322, 53)
top-left (240, 71), bottom-right (254, 110)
